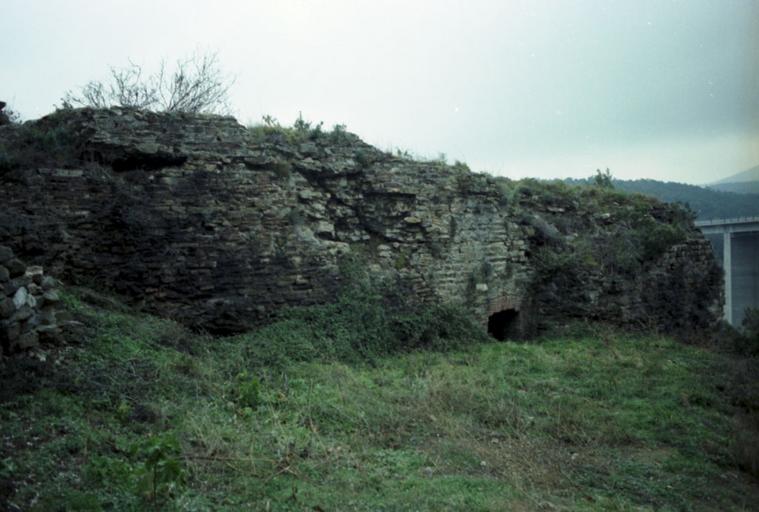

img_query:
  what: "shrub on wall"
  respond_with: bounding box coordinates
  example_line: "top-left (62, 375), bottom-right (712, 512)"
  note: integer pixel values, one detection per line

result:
top-left (236, 256), bottom-right (489, 367)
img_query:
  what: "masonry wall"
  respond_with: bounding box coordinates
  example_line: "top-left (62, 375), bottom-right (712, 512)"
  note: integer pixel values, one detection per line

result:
top-left (0, 108), bottom-right (723, 337)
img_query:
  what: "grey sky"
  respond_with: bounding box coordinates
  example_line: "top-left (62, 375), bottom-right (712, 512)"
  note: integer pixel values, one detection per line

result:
top-left (3, 0), bottom-right (758, 183)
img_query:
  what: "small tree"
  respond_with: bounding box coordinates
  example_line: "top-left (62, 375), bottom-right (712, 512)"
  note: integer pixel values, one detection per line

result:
top-left (593, 168), bottom-right (614, 189)
top-left (61, 52), bottom-right (234, 114)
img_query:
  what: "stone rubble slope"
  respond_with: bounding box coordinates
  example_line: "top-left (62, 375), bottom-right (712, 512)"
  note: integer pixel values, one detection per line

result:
top-left (0, 245), bottom-right (63, 355)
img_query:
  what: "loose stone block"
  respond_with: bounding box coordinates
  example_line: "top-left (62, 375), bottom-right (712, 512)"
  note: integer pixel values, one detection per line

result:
top-left (26, 265), bottom-right (44, 284)
top-left (12, 287), bottom-right (28, 308)
top-left (37, 325), bottom-right (61, 343)
top-left (42, 290), bottom-right (61, 303)
top-left (41, 275), bottom-right (57, 290)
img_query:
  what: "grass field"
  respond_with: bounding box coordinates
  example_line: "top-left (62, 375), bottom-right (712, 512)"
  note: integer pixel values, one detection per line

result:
top-left (1, 289), bottom-right (757, 511)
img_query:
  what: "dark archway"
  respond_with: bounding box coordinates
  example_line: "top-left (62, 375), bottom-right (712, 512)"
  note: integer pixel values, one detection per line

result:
top-left (487, 309), bottom-right (519, 340)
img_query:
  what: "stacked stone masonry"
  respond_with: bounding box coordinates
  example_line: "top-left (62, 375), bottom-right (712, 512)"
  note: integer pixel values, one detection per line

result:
top-left (0, 108), bottom-right (723, 337)
top-left (0, 245), bottom-right (62, 355)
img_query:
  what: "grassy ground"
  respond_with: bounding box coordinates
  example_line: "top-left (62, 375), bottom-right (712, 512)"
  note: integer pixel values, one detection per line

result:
top-left (1, 290), bottom-right (758, 511)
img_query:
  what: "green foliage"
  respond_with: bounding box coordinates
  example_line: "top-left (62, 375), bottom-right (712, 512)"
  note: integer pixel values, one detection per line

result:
top-left (393, 147), bottom-right (415, 160)
top-left (248, 114), bottom-right (355, 146)
top-left (593, 168), bottom-right (614, 189)
top-left (743, 308), bottom-right (759, 340)
top-left (3, 287), bottom-right (759, 510)
top-left (639, 220), bottom-right (687, 260)
top-left (234, 371), bottom-right (262, 409)
top-left (83, 433), bottom-right (186, 508)
top-left (566, 176), bottom-right (759, 220)
top-left (236, 259), bottom-right (487, 368)
top-left (116, 400), bottom-right (132, 423)
top-left (0, 118), bottom-right (79, 171)
top-left (452, 160), bottom-right (470, 172)
top-left (519, 177), bottom-right (693, 288)
top-left (734, 308), bottom-right (759, 356)
top-left (131, 433), bottom-right (186, 504)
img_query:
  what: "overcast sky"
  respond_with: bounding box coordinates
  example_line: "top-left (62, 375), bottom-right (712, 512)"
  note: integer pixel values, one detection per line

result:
top-left (3, 0), bottom-right (758, 183)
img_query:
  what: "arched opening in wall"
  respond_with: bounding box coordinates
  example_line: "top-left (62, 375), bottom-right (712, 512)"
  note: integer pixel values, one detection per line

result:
top-left (487, 309), bottom-right (520, 340)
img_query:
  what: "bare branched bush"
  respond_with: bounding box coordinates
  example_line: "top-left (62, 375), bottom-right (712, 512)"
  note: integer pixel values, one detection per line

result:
top-left (61, 52), bottom-right (233, 114)
top-left (0, 101), bottom-right (22, 125)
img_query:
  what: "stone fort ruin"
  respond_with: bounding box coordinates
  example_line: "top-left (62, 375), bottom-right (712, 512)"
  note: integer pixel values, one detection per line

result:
top-left (0, 108), bottom-right (723, 339)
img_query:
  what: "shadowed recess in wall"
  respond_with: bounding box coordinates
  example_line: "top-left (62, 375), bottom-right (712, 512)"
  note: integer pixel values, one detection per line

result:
top-left (487, 309), bottom-right (519, 340)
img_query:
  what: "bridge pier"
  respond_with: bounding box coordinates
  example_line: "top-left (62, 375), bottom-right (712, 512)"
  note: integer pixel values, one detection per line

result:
top-left (723, 230), bottom-right (732, 325)
top-left (697, 217), bottom-right (759, 327)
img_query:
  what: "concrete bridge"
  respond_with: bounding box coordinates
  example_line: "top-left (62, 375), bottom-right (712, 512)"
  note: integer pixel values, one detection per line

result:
top-left (696, 216), bottom-right (759, 326)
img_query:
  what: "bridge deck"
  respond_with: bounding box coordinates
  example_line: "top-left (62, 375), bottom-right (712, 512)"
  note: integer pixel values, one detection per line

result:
top-left (695, 216), bottom-right (759, 235)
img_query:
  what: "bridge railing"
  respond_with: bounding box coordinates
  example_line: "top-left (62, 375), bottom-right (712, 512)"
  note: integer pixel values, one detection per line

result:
top-left (695, 216), bottom-right (759, 227)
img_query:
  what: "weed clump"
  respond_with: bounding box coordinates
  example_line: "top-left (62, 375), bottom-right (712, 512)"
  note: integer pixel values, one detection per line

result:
top-left (248, 114), bottom-right (356, 146)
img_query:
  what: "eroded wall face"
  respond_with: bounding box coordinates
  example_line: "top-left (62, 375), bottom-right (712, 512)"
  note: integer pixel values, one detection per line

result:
top-left (0, 161), bottom-right (530, 333)
top-left (0, 108), bottom-right (722, 336)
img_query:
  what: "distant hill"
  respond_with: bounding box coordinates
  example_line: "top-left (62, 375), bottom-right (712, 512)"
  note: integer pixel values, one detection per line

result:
top-left (711, 164), bottom-right (759, 184)
top-left (708, 164), bottom-right (759, 194)
top-left (564, 177), bottom-right (759, 220)
top-left (708, 181), bottom-right (759, 194)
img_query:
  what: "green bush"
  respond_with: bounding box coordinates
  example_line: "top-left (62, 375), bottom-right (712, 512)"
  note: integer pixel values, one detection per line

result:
top-left (130, 433), bottom-right (186, 506)
top-left (234, 371), bottom-right (262, 409)
top-left (593, 168), bottom-right (614, 189)
top-left (81, 433), bottom-right (186, 509)
top-left (237, 259), bottom-right (488, 368)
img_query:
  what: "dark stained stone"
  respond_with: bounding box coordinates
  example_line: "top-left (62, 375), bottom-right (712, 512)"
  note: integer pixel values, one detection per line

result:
top-left (0, 297), bottom-right (14, 319)
top-left (0, 245), bottom-right (12, 264)
top-left (5, 259), bottom-right (26, 278)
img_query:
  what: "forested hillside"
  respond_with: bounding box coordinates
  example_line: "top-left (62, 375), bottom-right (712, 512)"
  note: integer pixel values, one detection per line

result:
top-left (565, 178), bottom-right (759, 220)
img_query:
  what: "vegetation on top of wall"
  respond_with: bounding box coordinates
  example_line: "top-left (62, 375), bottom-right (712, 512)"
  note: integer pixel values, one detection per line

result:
top-left (248, 114), bottom-right (358, 146)
top-left (0, 102), bottom-right (22, 125)
top-left (0, 115), bottom-right (81, 172)
top-left (494, 176), bottom-right (699, 331)
top-left (60, 52), bottom-right (234, 115)
top-left (566, 176), bottom-right (759, 220)
top-left (494, 176), bottom-right (694, 277)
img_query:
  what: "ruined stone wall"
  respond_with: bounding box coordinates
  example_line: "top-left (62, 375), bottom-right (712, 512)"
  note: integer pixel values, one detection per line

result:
top-left (0, 108), bottom-right (722, 336)
top-left (0, 245), bottom-right (62, 354)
